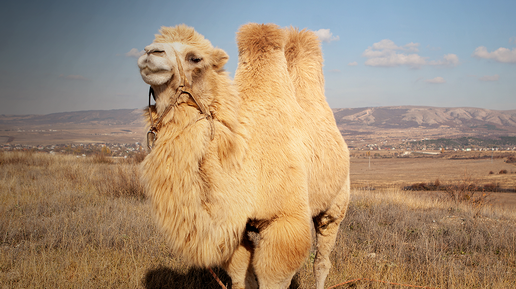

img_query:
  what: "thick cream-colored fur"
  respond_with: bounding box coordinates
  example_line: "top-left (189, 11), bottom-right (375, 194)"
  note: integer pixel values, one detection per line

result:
top-left (138, 23), bottom-right (349, 289)
top-left (284, 27), bottom-right (350, 289)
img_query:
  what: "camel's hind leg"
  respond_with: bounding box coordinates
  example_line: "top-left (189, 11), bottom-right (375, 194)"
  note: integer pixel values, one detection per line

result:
top-left (313, 187), bottom-right (350, 289)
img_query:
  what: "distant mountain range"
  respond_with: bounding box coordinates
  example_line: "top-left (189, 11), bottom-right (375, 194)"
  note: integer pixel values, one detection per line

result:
top-left (1, 106), bottom-right (515, 144)
top-left (333, 106), bottom-right (516, 129)
top-left (2, 106), bottom-right (516, 128)
top-left (0, 109), bottom-right (144, 127)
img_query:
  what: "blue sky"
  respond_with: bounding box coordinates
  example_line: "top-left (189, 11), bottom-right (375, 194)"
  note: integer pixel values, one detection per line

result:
top-left (1, 0), bottom-right (515, 115)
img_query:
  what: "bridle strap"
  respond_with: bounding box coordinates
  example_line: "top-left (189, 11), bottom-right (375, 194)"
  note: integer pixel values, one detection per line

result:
top-left (172, 51), bottom-right (214, 129)
top-left (146, 50), bottom-right (215, 150)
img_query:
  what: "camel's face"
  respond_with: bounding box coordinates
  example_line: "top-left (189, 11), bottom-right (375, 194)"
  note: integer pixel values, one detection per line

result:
top-left (138, 42), bottom-right (206, 87)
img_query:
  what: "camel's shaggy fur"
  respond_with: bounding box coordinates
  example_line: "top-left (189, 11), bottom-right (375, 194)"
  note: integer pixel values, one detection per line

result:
top-left (137, 23), bottom-right (350, 289)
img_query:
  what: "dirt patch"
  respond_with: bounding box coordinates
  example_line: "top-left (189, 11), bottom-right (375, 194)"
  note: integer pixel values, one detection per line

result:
top-left (350, 157), bottom-right (516, 207)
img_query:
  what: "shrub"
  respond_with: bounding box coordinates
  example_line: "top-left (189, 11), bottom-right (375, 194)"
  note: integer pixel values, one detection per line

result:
top-left (132, 151), bottom-right (147, 163)
top-left (499, 169), bottom-right (508, 174)
top-left (482, 182), bottom-right (500, 192)
top-left (91, 163), bottom-right (145, 199)
top-left (442, 176), bottom-right (492, 213)
top-left (92, 152), bottom-right (114, 164)
top-left (405, 182), bottom-right (430, 191)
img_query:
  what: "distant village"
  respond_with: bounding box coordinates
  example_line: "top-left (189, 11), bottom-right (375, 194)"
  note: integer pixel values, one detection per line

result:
top-left (2, 136), bottom-right (515, 160)
top-left (347, 136), bottom-right (516, 156)
top-left (1, 142), bottom-right (144, 159)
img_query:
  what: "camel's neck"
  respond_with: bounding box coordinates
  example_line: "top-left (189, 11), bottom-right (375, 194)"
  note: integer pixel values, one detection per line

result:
top-left (141, 70), bottom-right (249, 267)
top-left (151, 84), bottom-right (178, 115)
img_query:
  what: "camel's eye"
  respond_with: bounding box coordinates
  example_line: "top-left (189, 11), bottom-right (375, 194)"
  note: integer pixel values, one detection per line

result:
top-left (189, 56), bottom-right (203, 64)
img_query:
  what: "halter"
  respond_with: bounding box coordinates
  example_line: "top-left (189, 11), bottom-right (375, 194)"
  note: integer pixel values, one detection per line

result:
top-left (146, 51), bottom-right (215, 150)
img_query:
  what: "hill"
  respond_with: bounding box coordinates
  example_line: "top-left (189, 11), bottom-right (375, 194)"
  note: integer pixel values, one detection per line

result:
top-left (334, 106), bottom-right (516, 129)
top-left (0, 109), bottom-right (143, 127)
top-left (0, 109), bottom-right (146, 145)
top-left (333, 106), bottom-right (516, 148)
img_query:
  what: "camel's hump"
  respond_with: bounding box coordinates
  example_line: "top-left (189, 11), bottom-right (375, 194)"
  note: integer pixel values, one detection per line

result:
top-left (237, 23), bottom-right (286, 54)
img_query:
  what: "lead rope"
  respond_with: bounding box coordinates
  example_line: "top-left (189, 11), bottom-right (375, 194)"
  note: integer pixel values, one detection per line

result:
top-left (208, 267), bottom-right (228, 289)
top-left (146, 87), bottom-right (180, 150)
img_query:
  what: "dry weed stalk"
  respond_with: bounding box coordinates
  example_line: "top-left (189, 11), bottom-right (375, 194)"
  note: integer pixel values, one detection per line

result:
top-left (442, 174), bottom-right (492, 216)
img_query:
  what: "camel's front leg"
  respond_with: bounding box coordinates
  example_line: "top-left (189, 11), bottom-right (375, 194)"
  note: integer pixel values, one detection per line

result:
top-left (253, 215), bottom-right (311, 289)
top-left (223, 236), bottom-right (257, 289)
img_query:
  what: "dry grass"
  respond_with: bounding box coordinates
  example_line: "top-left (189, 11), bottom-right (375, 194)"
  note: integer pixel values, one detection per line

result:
top-left (0, 152), bottom-right (160, 288)
top-left (1, 151), bottom-right (515, 288)
top-left (306, 189), bottom-right (516, 289)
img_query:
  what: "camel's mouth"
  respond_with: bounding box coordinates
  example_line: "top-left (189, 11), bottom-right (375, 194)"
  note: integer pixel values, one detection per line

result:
top-left (138, 63), bottom-right (174, 86)
top-left (140, 66), bottom-right (171, 75)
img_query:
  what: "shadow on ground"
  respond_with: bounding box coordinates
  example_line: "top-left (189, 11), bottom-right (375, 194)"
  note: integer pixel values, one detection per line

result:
top-left (143, 266), bottom-right (301, 288)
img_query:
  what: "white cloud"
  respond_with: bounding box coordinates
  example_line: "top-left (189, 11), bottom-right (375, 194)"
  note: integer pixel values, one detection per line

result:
top-left (371, 39), bottom-right (402, 51)
top-left (479, 74), bottom-right (500, 82)
top-left (429, 54), bottom-right (459, 67)
top-left (329, 69), bottom-right (341, 73)
top-left (126, 48), bottom-right (145, 58)
top-left (424, 77), bottom-right (446, 84)
top-left (314, 29), bottom-right (339, 43)
top-left (367, 39), bottom-right (420, 53)
top-left (364, 51), bottom-right (427, 68)
top-left (363, 39), bottom-right (458, 68)
top-left (510, 37), bottom-right (516, 44)
top-left (367, 39), bottom-right (420, 54)
top-left (59, 74), bottom-right (87, 80)
top-left (403, 42), bottom-right (420, 52)
top-left (348, 62), bottom-right (358, 66)
top-left (443, 54), bottom-right (459, 66)
top-left (472, 46), bottom-right (516, 63)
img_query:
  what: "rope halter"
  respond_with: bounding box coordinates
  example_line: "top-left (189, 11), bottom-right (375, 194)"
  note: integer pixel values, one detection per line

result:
top-left (146, 50), bottom-right (215, 150)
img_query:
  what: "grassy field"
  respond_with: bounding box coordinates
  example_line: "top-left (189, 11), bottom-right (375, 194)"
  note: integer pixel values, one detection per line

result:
top-left (1, 152), bottom-right (515, 288)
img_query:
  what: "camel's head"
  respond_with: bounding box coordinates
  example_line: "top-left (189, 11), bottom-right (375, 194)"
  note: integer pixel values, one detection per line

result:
top-left (138, 25), bottom-right (229, 92)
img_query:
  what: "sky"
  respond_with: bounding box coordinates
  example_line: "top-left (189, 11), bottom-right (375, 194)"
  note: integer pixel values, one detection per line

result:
top-left (1, 0), bottom-right (515, 115)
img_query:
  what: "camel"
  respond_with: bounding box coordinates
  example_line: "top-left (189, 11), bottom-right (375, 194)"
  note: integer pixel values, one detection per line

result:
top-left (137, 23), bottom-right (350, 289)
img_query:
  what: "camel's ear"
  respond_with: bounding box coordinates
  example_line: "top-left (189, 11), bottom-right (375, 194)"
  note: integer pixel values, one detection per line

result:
top-left (211, 48), bottom-right (229, 70)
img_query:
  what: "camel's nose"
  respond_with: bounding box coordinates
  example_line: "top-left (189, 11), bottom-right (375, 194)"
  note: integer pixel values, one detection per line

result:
top-left (138, 43), bottom-right (173, 70)
top-left (145, 48), bottom-right (165, 57)
top-left (144, 44), bottom-right (167, 56)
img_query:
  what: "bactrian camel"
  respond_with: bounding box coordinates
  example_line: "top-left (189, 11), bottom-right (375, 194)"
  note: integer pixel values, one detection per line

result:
top-left (137, 23), bottom-right (350, 289)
